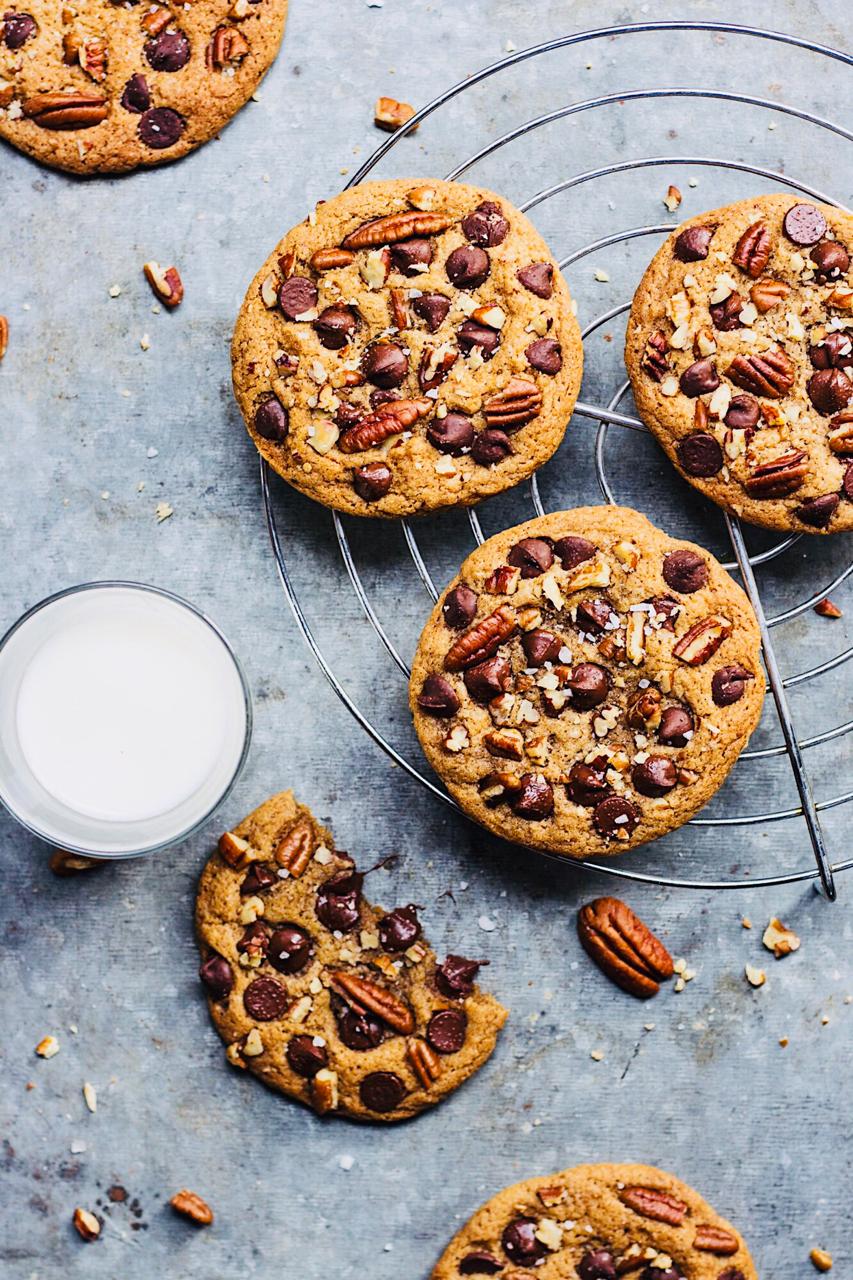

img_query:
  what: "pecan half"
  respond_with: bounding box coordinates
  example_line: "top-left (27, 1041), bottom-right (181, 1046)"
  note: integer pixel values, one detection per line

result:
top-left (208, 24), bottom-right (249, 68)
top-left (483, 377), bottom-right (543, 430)
top-left (339, 398), bottom-right (431, 452)
top-left (577, 897), bottom-right (674, 999)
top-left (389, 287), bottom-right (409, 330)
top-left (444, 604), bottom-right (518, 672)
top-left (407, 1037), bottom-right (441, 1087)
top-left (310, 247), bottom-right (355, 272)
top-left (23, 90), bottom-right (108, 129)
top-left (641, 329), bottom-right (669, 381)
top-left (418, 345), bottom-right (458, 392)
top-left (170, 1190), bottom-right (213, 1226)
top-left (329, 971), bottom-right (415, 1034)
top-left (619, 1185), bottom-right (687, 1226)
top-left (744, 449), bottom-right (808, 498)
top-left (274, 817), bottom-right (315, 875)
top-left (342, 211), bottom-right (452, 250)
top-left (694, 1225), bottom-right (739, 1255)
top-left (828, 409), bottom-right (853, 454)
top-left (673, 614), bottom-right (732, 665)
top-left (732, 220), bottom-right (772, 277)
top-left (749, 278), bottom-right (790, 313)
top-left (727, 348), bottom-right (794, 398)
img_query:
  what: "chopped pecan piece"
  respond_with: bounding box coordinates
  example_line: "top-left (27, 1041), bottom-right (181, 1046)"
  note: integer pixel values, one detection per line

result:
top-left (641, 329), bottom-right (669, 381)
top-left (744, 449), bottom-right (809, 498)
top-left (328, 971), bottom-right (415, 1034)
top-left (418, 345), bottom-right (458, 391)
top-left (407, 1037), bottom-right (441, 1087)
top-left (727, 348), bottom-right (794, 398)
top-left (310, 247), bottom-right (354, 272)
top-left (732, 220), bottom-right (772, 277)
top-left (673, 614), bottom-right (732, 665)
top-left (577, 897), bottom-right (673, 998)
top-left (0, 316), bottom-right (7, 362)
top-left (626, 686), bottom-right (662, 731)
top-left (218, 830), bottom-right (257, 869)
top-left (79, 37), bottom-right (108, 82)
top-left (484, 727), bottom-right (524, 760)
top-left (143, 260), bottom-right (183, 308)
top-left (694, 1224), bottom-right (739, 1255)
top-left (311, 1068), bottom-right (339, 1113)
top-left (208, 24), bottom-right (249, 67)
top-left (274, 817), bottom-right (315, 875)
top-left (342, 211), bottom-right (452, 250)
top-left (749, 278), bottom-right (790, 313)
top-left (170, 1190), bottom-right (213, 1226)
top-left (483, 377), bottom-right (543, 430)
top-left (374, 96), bottom-right (417, 132)
top-left (444, 605), bottom-right (518, 672)
top-left (619, 1185), bottom-right (687, 1225)
top-left (22, 90), bottom-right (109, 130)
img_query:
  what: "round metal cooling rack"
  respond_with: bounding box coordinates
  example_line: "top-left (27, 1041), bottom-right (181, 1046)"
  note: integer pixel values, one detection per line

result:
top-left (261, 21), bottom-right (853, 899)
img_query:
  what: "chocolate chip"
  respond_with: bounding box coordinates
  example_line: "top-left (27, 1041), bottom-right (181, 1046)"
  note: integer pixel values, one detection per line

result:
top-left (459, 1251), bottom-right (504, 1275)
top-left (464, 656), bottom-right (511, 703)
top-left (390, 238), bottom-right (433, 275)
top-left (553, 535), bottom-right (596, 570)
top-left (278, 276), bottom-right (318, 320)
top-left (502, 1217), bottom-right (547, 1266)
top-left (810, 240), bottom-right (849, 279)
top-left (576, 598), bottom-right (615, 634)
top-left (138, 107), bottom-right (185, 149)
top-left (710, 293), bottom-right (743, 331)
top-left (313, 304), bottom-right (356, 349)
top-left (362, 341), bottom-right (408, 388)
top-left (796, 493), bottom-right (839, 528)
top-left (2, 9), bottom-right (36, 47)
top-left (243, 976), bottom-right (288, 1021)
top-left (725, 394), bottom-right (760, 429)
top-left (648, 594), bottom-right (680, 630)
top-left (426, 1008), bottom-right (467, 1054)
top-left (286, 1034), bottom-right (328, 1079)
top-left (568, 663), bottom-right (610, 709)
top-left (511, 774), bottom-right (554, 819)
top-left (711, 664), bottom-right (754, 706)
top-left (679, 357), bottom-right (719, 396)
top-left (662, 549), bottom-right (708, 594)
top-left (808, 368), bottom-right (853, 415)
top-left (783, 203), bottom-right (827, 246)
top-left (658, 705), bottom-right (694, 746)
top-left (674, 224), bottom-right (714, 262)
top-left (516, 261), bottom-right (554, 298)
top-left (254, 397), bottom-right (288, 442)
top-left (428, 412), bottom-right (475, 454)
top-left (578, 1249), bottom-right (618, 1280)
top-left (471, 428), bottom-right (513, 466)
top-left (198, 954), bottom-right (232, 1001)
top-left (809, 332), bottom-right (852, 369)
top-left (566, 761), bottom-right (611, 807)
top-left (267, 924), bottom-right (313, 974)
top-left (359, 1071), bottom-right (406, 1113)
top-left (315, 869), bottom-right (363, 933)
top-left (507, 537), bottom-right (554, 578)
top-left (240, 862), bottom-right (276, 895)
top-left (446, 245), bottom-right (490, 288)
top-left (458, 320), bottom-right (500, 358)
top-left (593, 795), bottom-right (640, 837)
top-left (435, 954), bottom-right (484, 999)
top-left (676, 432), bottom-right (723, 477)
top-left (353, 462), bottom-right (392, 502)
top-left (719, 1269), bottom-right (747, 1280)
top-left (417, 674), bottom-right (461, 716)
top-left (525, 337), bottom-right (562, 374)
top-left (412, 292), bottom-right (450, 332)
top-left (522, 629), bottom-right (562, 666)
top-left (443, 584), bottom-right (478, 628)
top-left (120, 73), bottom-right (150, 114)
top-left (642, 1269), bottom-right (686, 1280)
top-left (462, 201), bottom-right (509, 247)
top-left (378, 904), bottom-right (421, 952)
top-left (144, 28), bottom-right (190, 71)
top-left (334, 1000), bottom-right (385, 1050)
top-left (632, 755), bottom-right (678, 797)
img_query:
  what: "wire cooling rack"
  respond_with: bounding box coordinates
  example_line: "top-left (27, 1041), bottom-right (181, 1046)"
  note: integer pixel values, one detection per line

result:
top-left (260, 21), bottom-right (853, 899)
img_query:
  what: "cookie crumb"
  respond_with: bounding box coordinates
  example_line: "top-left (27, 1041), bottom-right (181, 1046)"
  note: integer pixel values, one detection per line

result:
top-left (745, 964), bottom-right (766, 988)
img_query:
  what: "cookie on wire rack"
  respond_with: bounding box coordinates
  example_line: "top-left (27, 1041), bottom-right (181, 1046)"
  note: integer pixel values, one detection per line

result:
top-left (626, 194), bottom-right (853, 533)
top-left (232, 178), bottom-right (583, 517)
top-left (409, 506), bottom-right (764, 860)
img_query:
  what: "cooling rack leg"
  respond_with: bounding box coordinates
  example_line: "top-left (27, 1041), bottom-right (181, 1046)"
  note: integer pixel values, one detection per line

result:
top-left (725, 515), bottom-right (837, 901)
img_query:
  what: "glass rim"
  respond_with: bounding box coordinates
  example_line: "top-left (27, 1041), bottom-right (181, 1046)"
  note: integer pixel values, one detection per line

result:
top-left (0, 580), bottom-right (253, 859)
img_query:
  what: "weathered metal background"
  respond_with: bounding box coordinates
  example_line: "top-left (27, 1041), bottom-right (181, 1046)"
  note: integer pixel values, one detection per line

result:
top-left (1, 2), bottom-right (850, 1277)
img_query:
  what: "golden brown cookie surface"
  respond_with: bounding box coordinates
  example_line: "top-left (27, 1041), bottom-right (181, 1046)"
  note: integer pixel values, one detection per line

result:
top-left (231, 178), bottom-right (583, 517)
top-left (0, 0), bottom-right (288, 174)
top-left (410, 507), bottom-right (764, 860)
top-left (626, 195), bottom-right (853, 533)
top-left (431, 1162), bottom-right (757, 1280)
top-left (195, 791), bottom-right (507, 1122)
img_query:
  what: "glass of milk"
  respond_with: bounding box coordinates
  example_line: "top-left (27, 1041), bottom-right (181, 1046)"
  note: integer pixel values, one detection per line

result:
top-left (0, 582), bottom-right (252, 857)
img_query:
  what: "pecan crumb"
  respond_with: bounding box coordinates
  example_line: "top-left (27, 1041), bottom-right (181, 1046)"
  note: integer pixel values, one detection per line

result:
top-left (814, 597), bottom-right (842, 619)
top-left (72, 1207), bottom-right (101, 1241)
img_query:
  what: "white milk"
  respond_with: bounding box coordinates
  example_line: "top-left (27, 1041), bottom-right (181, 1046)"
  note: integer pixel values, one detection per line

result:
top-left (0, 584), bottom-right (250, 855)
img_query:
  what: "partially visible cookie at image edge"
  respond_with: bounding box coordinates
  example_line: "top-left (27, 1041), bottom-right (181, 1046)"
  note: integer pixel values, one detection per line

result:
top-left (195, 790), bottom-right (507, 1122)
top-left (626, 194), bottom-right (853, 533)
top-left (231, 177), bottom-right (583, 517)
top-left (431, 1161), bottom-right (757, 1279)
top-left (0, 0), bottom-right (288, 174)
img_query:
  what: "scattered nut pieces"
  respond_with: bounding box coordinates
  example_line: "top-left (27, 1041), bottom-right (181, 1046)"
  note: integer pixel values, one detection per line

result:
top-left (374, 96), bottom-right (417, 132)
top-left (170, 1189), bottom-right (214, 1226)
top-left (49, 849), bottom-right (102, 876)
top-left (143, 260), bottom-right (184, 309)
top-left (72, 1207), bottom-right (101, 1242)
top-left (763, 917), bottom-right (800, 958)
top-left (810, 1248), bottom-right (833, 1272)
top-left (35, 1035), bottom-right (60, 1058)
top-left (745, 964), bottom-right (766, 988)
top-left (814, 598), bottom-right (842, 619)
top-left (663, 184), bottom-right (682, 212)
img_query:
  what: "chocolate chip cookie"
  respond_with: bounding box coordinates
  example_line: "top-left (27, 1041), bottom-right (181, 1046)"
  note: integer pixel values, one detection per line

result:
top-left (195, 791), bottom-right (507, 1122)
top-left (431, 1162), bottom-right (756, 1280)
top-left (0, 0), bottom-right (288, 174)
top-left (231, 178), bottom-right (583, 517)
top-left (410, 506), bottom-right (764, 860)
top-left (626, 195), bottom-right (853, 533)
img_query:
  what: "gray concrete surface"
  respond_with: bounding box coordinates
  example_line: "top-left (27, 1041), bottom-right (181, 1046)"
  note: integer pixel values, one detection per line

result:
top-left (1, 1), bottom-right (851, 1276)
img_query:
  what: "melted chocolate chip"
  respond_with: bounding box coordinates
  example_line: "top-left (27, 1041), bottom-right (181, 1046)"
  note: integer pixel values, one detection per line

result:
top-left (796, 493), bottom-right (839, 528)
top-left (511, 774), bottom-right (554, 819)
top-left (522, 629), bottom-right (563, 666)
top-left (435, 955), bottom-right (483, 999)
top-left (378, 904), bottom-right (421, 952)
top-left (462, 201), bottom-right (509, 247)
top-left (502, 1217), bottom-right (547, 1266)
top-left (334, 1000), bottom-right (385, 1051)
top-left (446, 245), bottom-right (490, 288)
top-left (516, 261), bottom-right (554, 297)
top-left (553, 535), bottom-right (595, 570)
top-left (353, 462), bottom-right (392, 502)
top-left (471, 429), bottom-right (512, 465)
top-left (658, 705), bottom-right (694, 746)
top-left (314, 304), bottom-right (356, 349)
top-left (198, 954), bottom-right (232, 1001)
top-left (566, 761), bottom-right (611, 807)
top-left (568, 663), bottom-right (610, 709)
top-left (458, 320), bottom-right (500, 358)
top-left (464, 656), bottom-right (511, 704)
top-left (593, 795), bottom-right (640, 838)
top-left (144, 28), bottom-right (190, 72)
top-left (459, 1252), bottom-right (504, 1275)
top-left (391, 238), bottom-right (433, 274)
top-left (809, 332), bottom-right (852, 369)
top-left (811, 240), bottom-right (850, 279)
top-left (286, 1034), bottom-right (327, 1078)
top-left (443, 584), bottom-right (478, 628)
top-left (138, 107), bottom-right (185, 149)
top-left (710, 293), bottom-right (743, 332)
top-left (278, 276), bottom-right (318, 320)
top-left (679, 357), bottom-right (720, 397)
top-left (525, 337), bottom-right (562, 374)
top-left (808, 368), bottom-right (853, 415)
top-left (576, 598), bottom-right (615, 634)
top-left (428, 412), bottom-right (475, 454)
top-left (674, 224), bottom-right (714, 262)
top-left (426, 1008), bottom-right (467, 1054)
top-left (417, 674), bottom-right (461, 716)
top-left (711, 665), bottom-right (754, 706)
top-left (578, 1249), bottom-right (618, 1280)
top-left (677, 432), bottom-right (724, 477)
top-left (782, 203), bottom-right (827, 246)
top-left (359, 1071), bottom-right (406, 1112)
top-left (662, 549), bottom-right (708, 594)
top-left (632, 755), bottom-right (678, 797)
top-left (120, 73), bottom-right (150, 114)
top-left (243, 976), bottom-right (288, 1021)
top-left (2, 10), bottom-right (36, 47)
top-left (254, 397), bottom-right (289, 442)
top-left (725, 394), bottom-right (760, 429)
top-left (267, 924), bottom-right (313, 975)
top-left (240, 862), bottom-right (277, 895)
top-left (362, 341), bottom-right (408, 388)
top-left (315, 869), bottom-right (363, 933)
top-left (412, 292), bottom-right (450, 332)
top-left (507, 537), bottom-right (554, 578)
